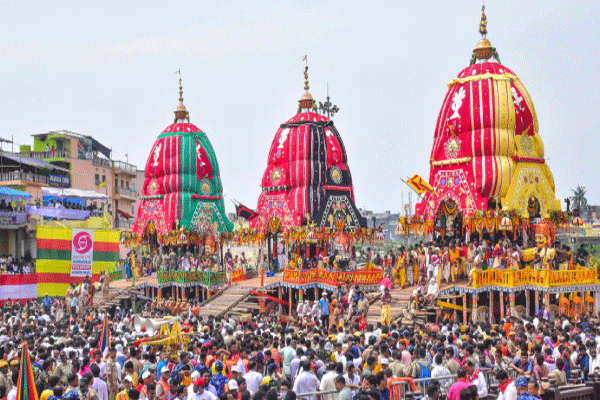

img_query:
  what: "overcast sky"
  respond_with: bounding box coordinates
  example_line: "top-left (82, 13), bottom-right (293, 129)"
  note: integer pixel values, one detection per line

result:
top-left (0, 0), bottom-right (598, 213)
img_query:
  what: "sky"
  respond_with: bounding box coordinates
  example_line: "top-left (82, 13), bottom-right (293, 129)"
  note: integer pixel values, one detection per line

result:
top-left (0, 0), bottom-right (598, 214)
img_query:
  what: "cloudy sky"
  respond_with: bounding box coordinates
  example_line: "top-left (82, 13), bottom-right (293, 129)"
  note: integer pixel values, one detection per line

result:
top-left (0, 0), bottom-right (598, 213)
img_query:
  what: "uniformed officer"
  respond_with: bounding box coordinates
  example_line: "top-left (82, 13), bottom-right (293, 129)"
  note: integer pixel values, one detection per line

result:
top-left (0, 360), bottom-right (9, 392)
top-left (55, 351), bottom-right (72, 386)
top-left (106, 347), bottom-right (119, 400)
top-left (78, 376), bottom-right (100, 400)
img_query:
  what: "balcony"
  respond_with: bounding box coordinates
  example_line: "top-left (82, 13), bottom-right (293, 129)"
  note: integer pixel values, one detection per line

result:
top-left (92, 155), bottom-right (112, 168)
top-left (112, 160), bottom-right (137, 175)
top-left (0, 211), bottom-right (27, 226)
top-left (115, 219), bottom-right (134, 230)
top-left (472, 265), bottom-right (598, 289)
top-left (283, 266), bottom-right (384, 287)
top-left (0, 172), bottom-right (49, 184)
top-left (21, 150), bottom-right (70, 160)
top-left (114, 186), bottom-right (137, 199)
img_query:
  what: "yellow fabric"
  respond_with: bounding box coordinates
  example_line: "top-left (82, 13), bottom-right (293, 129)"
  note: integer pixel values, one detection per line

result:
top-left (381, 304), bottom-right (391, 326)
top-left (448, 72), bottom-right (519, 87)
top-left (37, 226), bottom-right (71, 240)
top-left (40, 389), bottom-right (53, 400)
top-left (36, 260), bottom-right (113, 274)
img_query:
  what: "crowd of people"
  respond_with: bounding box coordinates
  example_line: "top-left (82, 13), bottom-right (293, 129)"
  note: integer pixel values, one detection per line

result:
top-left (0, 254), bottom-right (34, 274)
top-left (3, 275), bottom-right (598, 400)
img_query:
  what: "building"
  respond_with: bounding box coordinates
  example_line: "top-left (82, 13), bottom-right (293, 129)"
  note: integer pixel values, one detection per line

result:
top-left (15, 130), bottom-right (138, 230)
top-left (358, 209), bottom-right (400, 242)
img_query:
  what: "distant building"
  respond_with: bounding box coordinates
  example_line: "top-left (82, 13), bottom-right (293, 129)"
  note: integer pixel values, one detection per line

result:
top-left (358, 209), bottom-right (399, 242)
top-left (12, 130), bottom-right (138, 231)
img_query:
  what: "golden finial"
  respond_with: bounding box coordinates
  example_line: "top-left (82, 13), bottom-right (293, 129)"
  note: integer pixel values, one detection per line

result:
top-left (174, 68), bottom-right (189, 122)
top-left (298, 55), bottom-right (315, 112)
top-left (479, 4), bottom-right (487, 37)
top-left (472, 3), bottom-right (495, 62)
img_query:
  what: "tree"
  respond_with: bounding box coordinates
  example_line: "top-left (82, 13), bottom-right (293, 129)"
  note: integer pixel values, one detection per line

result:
top-left (570, 185), bottom-right (588, 213)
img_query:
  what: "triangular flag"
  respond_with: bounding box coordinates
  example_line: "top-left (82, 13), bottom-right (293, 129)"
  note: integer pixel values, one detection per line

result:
top-left (99, 315), bottom-right (110, 352)
top-left (16, 343), bottom-right (38, 400)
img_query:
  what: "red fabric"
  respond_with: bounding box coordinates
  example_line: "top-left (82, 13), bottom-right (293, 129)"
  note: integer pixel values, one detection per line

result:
top-left (253, 111), bottom-right (362, 231)
top-left (325, 127), bottom-right (346, 170)
top-left (142, 134), bottom-right (182, 230)
top-left (194, 139), bottom-right (213, 180)
top-left (415, 62), bottom-right (544, 219)
top-left (499, 378), bottom-right (512, 393)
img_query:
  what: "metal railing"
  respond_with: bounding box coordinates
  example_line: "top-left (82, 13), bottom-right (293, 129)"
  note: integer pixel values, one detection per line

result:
top-left (113, 160), bottom-right (137, 174)
top-left (115, 219), bottom-right (133, 229)
top-left (390, 370), bottom-right (497, 400)
top-left (92, 155), bottom-right (112, 167)
top-left (115, 186), bottom-right (137, 198)
top-left (22, 150), bottom-right (71, 159)
top-left (296, 389), bottom-right (338, 400)
top-left (0, 211), bottom-right (27, 225)
top-left (0, 172), bottom-right (49, 184)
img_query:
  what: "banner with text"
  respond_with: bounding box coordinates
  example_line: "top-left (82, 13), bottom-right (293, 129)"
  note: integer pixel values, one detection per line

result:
top-left (71, 229), bottom-right (94, 277)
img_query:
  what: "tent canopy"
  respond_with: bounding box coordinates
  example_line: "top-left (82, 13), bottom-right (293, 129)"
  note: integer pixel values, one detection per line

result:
top-left (0, 153), bottom-right (70, 173)
top-left (0, 187), bottom-right (31, 198)
top-left (42, 187), bottom-right (108, 200)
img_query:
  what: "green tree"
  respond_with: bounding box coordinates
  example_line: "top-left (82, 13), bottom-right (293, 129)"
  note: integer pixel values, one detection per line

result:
top-left (570, 185), bottom-right (588, 213)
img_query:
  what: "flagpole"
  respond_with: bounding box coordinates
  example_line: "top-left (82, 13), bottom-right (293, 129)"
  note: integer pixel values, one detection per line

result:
top-left (399, 177), bottom-right (435, 211)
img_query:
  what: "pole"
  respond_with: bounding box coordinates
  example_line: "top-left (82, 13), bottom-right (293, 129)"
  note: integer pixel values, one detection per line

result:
top-left (509, 292), bottom-right (515, 317)
top-left (472, 293), bottom-right (478, 322)
top-left (267, 234), bottom-right (272, 271)
top-left (526, 290), bottom-right (530, 317)
top-left (462, 293), bottom-right (467, 323)
top-left (489, 292), bottom-right (494, 323)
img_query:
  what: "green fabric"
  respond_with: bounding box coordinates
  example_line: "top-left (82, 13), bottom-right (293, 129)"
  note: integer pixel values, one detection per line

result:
top-left (37, 249), bottom-right (119, 262)
top-left (177, 129), bottom-right (233, 233)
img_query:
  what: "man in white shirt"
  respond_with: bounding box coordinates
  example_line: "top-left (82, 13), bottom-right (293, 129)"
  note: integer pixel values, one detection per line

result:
top-left (425, 277), bottom-right (439, 305)
top-left (430, 355), bottom-right (451, 392)
top-left (589, 344), bottom-right (600, 374)
top-left (496, 370), bottom-right (517, 400)
top-left (465, 361), bottom-right (487, 398)
top-left (244, 360), bottom-right (263, 394)
top-left (333, 343), bottom-right (347, 372)
top-left (319, 363), bottom-right (338, 400)
top-left (293, 361), bottom-right (320, 400)
top-left (193, 378), bottom-right (216, 400)
top-left (91, 364), bottom-right (109, 400)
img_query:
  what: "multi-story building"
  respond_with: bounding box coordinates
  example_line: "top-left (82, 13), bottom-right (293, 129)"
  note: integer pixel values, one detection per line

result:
top-left (16, 130), bottom-right (138, 231)
top-left (358, 209), bottom-right (400, 242)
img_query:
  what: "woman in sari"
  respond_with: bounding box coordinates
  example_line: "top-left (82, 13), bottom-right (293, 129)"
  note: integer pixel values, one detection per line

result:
top-left (125, 258), bottom-right (132, 280)
top-left (394, 250), bottom-right (406, 288)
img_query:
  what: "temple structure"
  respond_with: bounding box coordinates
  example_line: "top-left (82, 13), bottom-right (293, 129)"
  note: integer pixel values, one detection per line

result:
top-left (134, 75), bottom-right (233, 243)
top-left (251, 64), bottom-right (366, 232)
top-left (415, 5), bottom-right (560, 226)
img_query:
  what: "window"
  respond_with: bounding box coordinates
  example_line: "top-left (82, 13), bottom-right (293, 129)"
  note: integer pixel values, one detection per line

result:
top-left (115, 178), bottom-right (118, 188)
top-left (102, 175), bottom-right (106, 183)
top-left (131, 183), bottom-right (135, 191)
top-left (121, 180), bottom-right (124, 188)
top-left (95, 174), bottom-right (100, 185)
top-left (126, 181), bottom-right (129, 189)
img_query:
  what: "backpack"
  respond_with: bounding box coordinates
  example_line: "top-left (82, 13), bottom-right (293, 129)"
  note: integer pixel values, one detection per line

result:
top-left (416, 362), bottom-right (431, 386)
